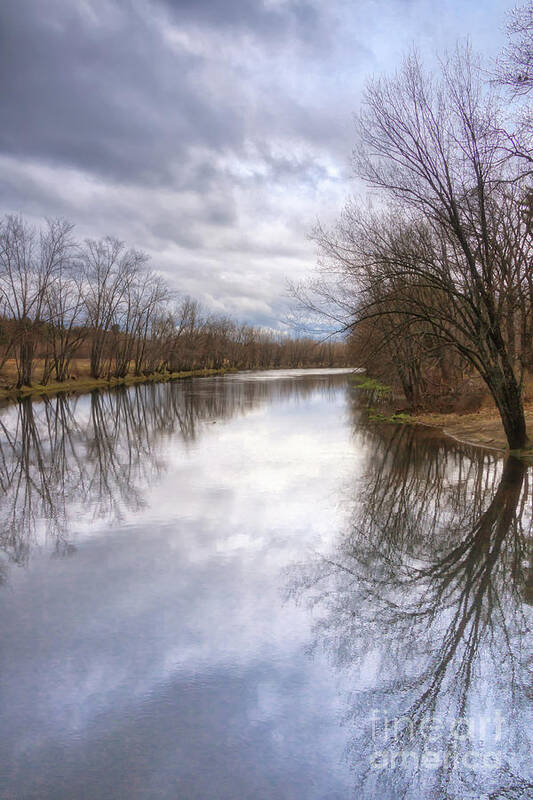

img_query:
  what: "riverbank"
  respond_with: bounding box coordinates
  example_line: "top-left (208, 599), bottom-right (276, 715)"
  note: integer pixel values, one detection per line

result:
top-left (413, 408), bottom-right (531, 453)
top-left (0, 364), bottom-right (353, 404)
top-left (8, 368), bottom-right (533, 456)
top-left (0, 367), bottom-right (238, 403)
top-left (349, 373), bottom-right (533, 455)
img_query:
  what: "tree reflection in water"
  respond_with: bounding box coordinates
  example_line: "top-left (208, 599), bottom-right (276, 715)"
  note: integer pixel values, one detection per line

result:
top-left (289, 418), bottom-right (533, 799)
top-left (0, 374), bottom-right (342, 576)
top-left (3, 374), bottom-right (532, 797)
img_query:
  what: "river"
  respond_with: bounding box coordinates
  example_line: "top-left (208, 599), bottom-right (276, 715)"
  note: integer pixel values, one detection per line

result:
top-left (0, 369), bottom-right (531, 799)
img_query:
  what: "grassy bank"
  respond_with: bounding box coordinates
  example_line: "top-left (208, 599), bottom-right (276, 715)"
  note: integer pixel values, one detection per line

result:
top-left (349, 373), bottom-right (415, 424)
top-left (348, 374), bottom-right (393, 397)
top-left (0, 366), bottom-right (238, 403)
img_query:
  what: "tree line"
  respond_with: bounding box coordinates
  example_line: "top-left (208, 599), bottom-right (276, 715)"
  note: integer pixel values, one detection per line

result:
top-left (296, 5), bottom-right (533, 449)
top-left (0, 214), bottom-right (347, 389)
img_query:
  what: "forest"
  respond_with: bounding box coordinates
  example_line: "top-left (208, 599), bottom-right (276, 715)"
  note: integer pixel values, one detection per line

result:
top-left (0, 214), bottom-right (347, 394)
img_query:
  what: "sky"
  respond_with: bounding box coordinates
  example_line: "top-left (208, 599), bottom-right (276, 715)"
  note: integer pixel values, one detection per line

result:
top-left (0, 0), bottom-right (517, 330)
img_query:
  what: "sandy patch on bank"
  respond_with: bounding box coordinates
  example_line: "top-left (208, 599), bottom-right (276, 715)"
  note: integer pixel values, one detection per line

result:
top-left (415, 407), bottom-right (533, 453)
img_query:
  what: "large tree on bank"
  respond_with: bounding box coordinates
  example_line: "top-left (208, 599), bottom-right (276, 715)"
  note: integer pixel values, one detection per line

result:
top-left (309, 48), bottom-right (533, 450)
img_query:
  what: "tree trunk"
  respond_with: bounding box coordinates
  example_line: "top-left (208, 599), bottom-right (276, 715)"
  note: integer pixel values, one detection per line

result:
top-left (18, 336), bottom-right (35, 388)
top-left (485, 366), bottom-right (529, 450)
top-left (90, 337), bottom-right (103, 379)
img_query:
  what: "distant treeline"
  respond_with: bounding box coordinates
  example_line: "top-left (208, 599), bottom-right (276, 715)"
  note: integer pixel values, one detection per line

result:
top-left (0, 215), bottom-right (347, 388)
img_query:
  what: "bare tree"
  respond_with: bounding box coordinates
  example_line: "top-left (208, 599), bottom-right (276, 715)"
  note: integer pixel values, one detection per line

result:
top-left (130, 274), bottom-right (172, 376)
top-left (81, 237), bottom-right (146, 379)
top-left (0, 215), bottom-right (74, 387)
top-left (498, 2), bottom-right (533, 95)
top-left (304, 47), bottom-right (532, 448)
top-left (42, 248), bottom-right (88, 383)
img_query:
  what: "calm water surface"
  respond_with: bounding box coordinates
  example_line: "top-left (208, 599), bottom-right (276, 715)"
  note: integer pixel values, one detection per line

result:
top-left (0, 369), bottom-right (532, 799)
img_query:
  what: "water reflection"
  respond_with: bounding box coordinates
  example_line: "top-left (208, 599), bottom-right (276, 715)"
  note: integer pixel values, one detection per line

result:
top-left (290, 419), bottom-right (533, 799)
top-left (0, 369), bottom-right (356, 800)
top-left (0, 370), bottom-right (347, 574)
top-left (2, 371), bottom-right (533, 799)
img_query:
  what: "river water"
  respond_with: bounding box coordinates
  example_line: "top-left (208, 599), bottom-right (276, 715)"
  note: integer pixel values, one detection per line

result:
top-left (0, 369), bottom-right (532, 799)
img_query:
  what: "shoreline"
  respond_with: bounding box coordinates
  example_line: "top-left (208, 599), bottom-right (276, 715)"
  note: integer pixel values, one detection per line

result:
top-left (413, 409), bottom-right (510, 453)
top-left (6, 369), bottom-right (533, 460)
top-left (0, 365), bottom-right (354, 406)
top-left (413, 408), bottom-right (533, 460)
top-left (349, 374), bottom-right (533, 458)
top-left (0, 367), bottom-right (239, 404)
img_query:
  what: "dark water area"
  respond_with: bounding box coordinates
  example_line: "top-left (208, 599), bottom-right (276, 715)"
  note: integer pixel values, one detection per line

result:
top-left (0, 369), bottom-right (532, 799)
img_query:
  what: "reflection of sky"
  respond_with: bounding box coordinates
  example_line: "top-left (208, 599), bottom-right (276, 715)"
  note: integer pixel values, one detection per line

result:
top-left (0, 371), bottom-right (360, 799)
top-left (3, 371), bottom-right (531, 799)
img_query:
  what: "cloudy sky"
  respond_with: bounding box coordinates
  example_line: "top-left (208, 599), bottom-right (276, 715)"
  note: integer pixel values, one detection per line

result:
top-left (0, 0), bottom-right (516, 329)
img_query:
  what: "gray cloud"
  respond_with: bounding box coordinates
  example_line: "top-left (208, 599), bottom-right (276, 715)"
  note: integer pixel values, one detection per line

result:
top-left (156, 0), bottom-right (323, 39)
top-left (0, 0), bottom-right (516, 328)
top-left (0, 0), bottom-right (244, 182)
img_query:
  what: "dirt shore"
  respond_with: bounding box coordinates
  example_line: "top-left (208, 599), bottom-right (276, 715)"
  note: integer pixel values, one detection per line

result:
top-left (415, 406), bottom-right (533, 454)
